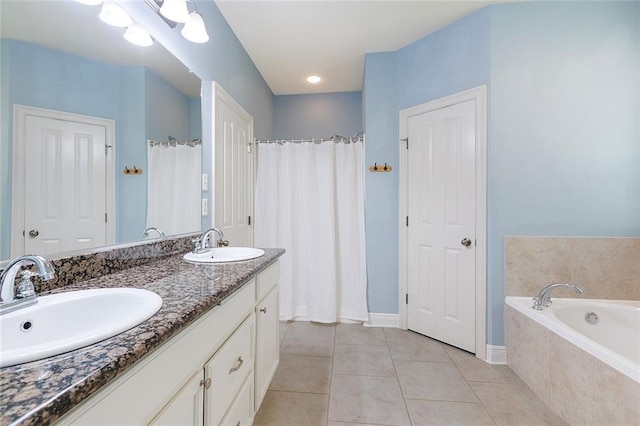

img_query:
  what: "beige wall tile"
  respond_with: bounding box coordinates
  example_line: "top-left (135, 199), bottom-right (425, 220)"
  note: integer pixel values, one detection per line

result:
top-left (504, 237), bottom-right (572, 296)
top-left (505, 236), bottom-right (640, 300)
top-left (504, 306), bottom-right (550, 405)
top-left (547, 333), bottom-right (627, 425)
top-left (570, 237), bottom-right (640, 300)
top-left (622, 376), bottom-right (640, 425)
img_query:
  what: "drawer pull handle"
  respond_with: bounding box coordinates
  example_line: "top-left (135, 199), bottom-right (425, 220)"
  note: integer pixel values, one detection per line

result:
top-left (229, 356), bottom-right (244, 374)
top-left (200, 377), bottom-right (211, 389)
top-left (260, 307), bottom-right (267, 313)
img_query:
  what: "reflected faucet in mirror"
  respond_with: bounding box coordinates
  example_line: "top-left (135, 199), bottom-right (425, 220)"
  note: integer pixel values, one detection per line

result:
top-left (143, 227), bottom-right (166, 239)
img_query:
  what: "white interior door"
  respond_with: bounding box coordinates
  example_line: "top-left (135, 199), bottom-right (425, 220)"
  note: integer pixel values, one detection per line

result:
top-left (406, 99), bottom-right (476, 353)
top-left (213, 84), bottom-right (254, 247)
top-left (23, 114), bottom-right (109, 255)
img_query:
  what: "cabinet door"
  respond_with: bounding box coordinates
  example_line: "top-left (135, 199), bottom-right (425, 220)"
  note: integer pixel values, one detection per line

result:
top-left (151, 370), bottom-right (204, 426)
top-left (255, 287), bottom-right (279, 410)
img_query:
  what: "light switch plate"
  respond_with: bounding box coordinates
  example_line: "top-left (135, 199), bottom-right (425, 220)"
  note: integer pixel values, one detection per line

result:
top-left (201, 198), bottom-right (208, 216)
top-left (201, 173), bottom-right (208, 191)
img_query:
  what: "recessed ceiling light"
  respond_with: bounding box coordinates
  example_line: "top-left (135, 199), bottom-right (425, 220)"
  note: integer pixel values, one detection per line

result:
top-left (306, 75), bottom-right (322, 84)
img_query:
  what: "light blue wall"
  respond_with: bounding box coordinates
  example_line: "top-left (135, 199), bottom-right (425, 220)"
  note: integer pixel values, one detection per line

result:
top-left (273, 92), bottom-right (362, 139)
top-left (362, 1), bottom-right (639, 345)
top-left (362, 52), bottom-right (399, 313)
top-left (488, 1), bottom-right (640, 344)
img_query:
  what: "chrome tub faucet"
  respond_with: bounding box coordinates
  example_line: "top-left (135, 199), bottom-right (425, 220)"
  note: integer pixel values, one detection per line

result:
top-left (0, 255), bottom-right (55, 314)
top-left (532, 283), bottom-right (583, 310)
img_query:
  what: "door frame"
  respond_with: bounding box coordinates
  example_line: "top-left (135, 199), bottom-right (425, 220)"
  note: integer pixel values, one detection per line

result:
top-left (398, 85), bottom-right (487, 360)
top-left (11, 104), bottom-right (116, 257)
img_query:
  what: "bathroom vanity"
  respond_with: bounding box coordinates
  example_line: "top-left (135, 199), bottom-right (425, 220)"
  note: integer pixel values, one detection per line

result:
top-left (0, 238), bottom-right (284, 425)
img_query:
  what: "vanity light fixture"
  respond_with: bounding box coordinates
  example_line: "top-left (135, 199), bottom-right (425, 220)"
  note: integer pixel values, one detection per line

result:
top-left (124, 22), bottom-right (154, 47)
top-left (181, 10), bottom-right (209, 43)
top-left (159, 0), bottom-right (190, 24)
top-left (306, 75), bottom-right (322, 84)
top-left (99, 0), bottom-right (132, 28)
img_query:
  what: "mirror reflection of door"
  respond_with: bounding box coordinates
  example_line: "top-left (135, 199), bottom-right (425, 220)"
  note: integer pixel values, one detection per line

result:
top-left (12, 105), bottom-right (115, 257)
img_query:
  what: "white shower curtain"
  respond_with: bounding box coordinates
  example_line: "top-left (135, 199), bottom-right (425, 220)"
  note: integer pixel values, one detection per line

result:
top-left (255, 141), bottom-right (368, 323)
top-left (147, 144), bottom-right (201, 236)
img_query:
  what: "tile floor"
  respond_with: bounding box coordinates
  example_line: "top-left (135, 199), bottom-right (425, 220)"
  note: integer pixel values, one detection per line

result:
top-left (254, 322), bottom-right (566, 426)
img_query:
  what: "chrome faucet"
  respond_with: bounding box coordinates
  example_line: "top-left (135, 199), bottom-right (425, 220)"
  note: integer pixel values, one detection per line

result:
top-left (0, 255), bottom-right (55, 314)
top-left (193, 228), bottom-right (229, 253)
top-left (532, 283), bottom-right (583, 310)
top-left (143, 227), bottom-right (166, 239)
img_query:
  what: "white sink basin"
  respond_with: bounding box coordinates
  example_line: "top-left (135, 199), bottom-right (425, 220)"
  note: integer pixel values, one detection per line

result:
top-left (183, 247), bottom-right (265, 264)
top-left (0, 288), bottom-right (162, 368)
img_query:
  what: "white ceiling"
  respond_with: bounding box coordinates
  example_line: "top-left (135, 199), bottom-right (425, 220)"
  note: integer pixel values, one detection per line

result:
top-left (215, 0), bottom-right (510, 95)
top-left (0, 1), bottom-right (201, 97)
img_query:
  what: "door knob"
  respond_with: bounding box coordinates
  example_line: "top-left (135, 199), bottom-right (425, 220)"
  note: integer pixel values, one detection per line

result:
top-left (461, 238), bottom-right (472, 247)
top-left (28, 230), bottom-right (39, 238)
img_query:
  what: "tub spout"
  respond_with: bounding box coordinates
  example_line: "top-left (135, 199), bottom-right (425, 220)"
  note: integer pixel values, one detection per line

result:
top-left (532, 283), bottom-right (583, 310)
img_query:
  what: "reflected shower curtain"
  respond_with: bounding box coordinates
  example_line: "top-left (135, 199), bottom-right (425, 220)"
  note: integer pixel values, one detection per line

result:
top-left (255, 141), bottom-right (368, 323)
top-left (147, 144), bottom-right (201, 236)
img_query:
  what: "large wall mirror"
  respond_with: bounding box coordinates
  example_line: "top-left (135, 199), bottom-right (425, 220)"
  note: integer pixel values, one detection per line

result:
top-left (0, 0), bottom-right (203, 262)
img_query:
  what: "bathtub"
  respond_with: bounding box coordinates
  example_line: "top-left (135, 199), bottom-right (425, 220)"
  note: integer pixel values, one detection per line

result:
top-left (505, 297), bottom-right (640, 424)
top-left (505, 297), bottom-right (640, 384)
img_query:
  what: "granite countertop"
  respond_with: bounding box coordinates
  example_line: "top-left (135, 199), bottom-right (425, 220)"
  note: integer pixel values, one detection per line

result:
top-left (0, 248), bottom-right (285, 426)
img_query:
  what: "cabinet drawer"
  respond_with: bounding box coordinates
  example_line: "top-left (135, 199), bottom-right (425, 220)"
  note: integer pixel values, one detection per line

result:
top-left (256, 262), bottom-right (279, 302)
top-left (205, 313), bottom-right (255, 425)
top-left (220, 372), bottom-right (254, 426)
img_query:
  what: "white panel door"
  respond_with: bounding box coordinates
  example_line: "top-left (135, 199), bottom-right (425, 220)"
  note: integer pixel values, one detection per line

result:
top-left (24, 115), bottom-right (108, 255)
top-left (214, 88), bottom-right (253, 247)
top-left (406, 99), bottom-right (476, 352)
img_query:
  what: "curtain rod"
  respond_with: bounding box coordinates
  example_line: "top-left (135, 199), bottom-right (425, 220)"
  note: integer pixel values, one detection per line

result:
top-left (148, 138), bottom-right (201, 147)
top-left (252, 133), bottom-right (364, 145)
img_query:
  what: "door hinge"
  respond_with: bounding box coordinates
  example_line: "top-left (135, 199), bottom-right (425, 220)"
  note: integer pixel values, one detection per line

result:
top-left (248, 215), bottom-right (251, 226)
top-left (406, 216), bottom-right (409, 227)
top-left (105, 144), bottom-right (112, 155)
top-left (405, 293), bottom-right (408, 304)
top-left (247, 143), bottom-right (252, 154)
top-left (105, 213), bottom-right (108, 223)
top-left (401, 137), bottom-right (408, 149)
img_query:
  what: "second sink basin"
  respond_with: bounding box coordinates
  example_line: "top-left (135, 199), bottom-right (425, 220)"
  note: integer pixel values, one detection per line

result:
top-left (0, 288), bottom-right (162, 368)
top-left (183, 247), bottom-right (265, 263)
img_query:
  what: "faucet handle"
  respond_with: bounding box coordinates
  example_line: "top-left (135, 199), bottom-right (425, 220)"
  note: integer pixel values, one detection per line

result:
top-left (16, 271), bottom-right (37, 299)
top-left (218, 239), bottom-right (229, 247)
top-left (191, 238), bottom-right (202, 253)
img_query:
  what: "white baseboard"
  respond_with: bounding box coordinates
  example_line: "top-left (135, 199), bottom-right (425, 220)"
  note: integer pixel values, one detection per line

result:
top-left (364, 313), bottom-right (399, 328)
top-left (485, 345), bottom-right (507, 365)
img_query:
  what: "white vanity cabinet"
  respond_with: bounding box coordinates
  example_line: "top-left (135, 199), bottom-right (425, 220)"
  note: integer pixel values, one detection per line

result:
top-left (254, 263), bottom-right (280, 411)
top-left (61, 260), bottom-right (280, 426)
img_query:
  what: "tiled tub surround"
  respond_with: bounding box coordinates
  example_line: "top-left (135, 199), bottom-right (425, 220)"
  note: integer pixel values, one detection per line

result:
top-left (504, 236), bottom-right (640, 425)
top-left (505, 303), bottom-right (640, 425)
top-left (504, 236), bottom-right (640, 300)
top-left (0, 246), bottom-right (285, 426)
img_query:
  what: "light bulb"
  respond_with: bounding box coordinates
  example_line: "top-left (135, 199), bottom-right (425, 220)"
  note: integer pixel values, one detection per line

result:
top-left (124, 23), bottom-right (153, 47)
top-left (181, 12), bottom-right (209, 43)
top-left (160, 0), bottom-right (190, 23)
top-left (99, 0), bottom-right (132, 27)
